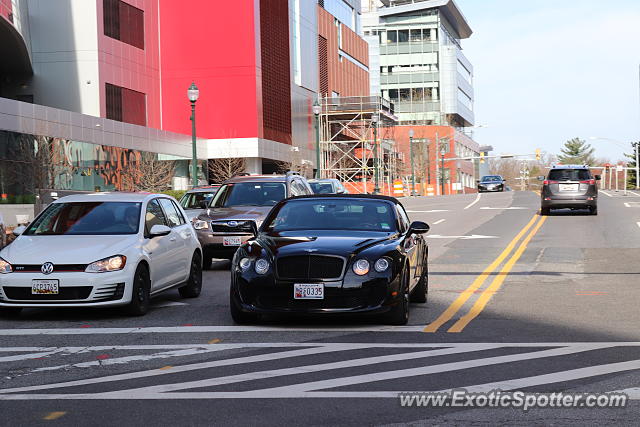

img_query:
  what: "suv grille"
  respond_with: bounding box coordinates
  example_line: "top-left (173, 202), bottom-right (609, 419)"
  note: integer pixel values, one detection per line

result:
top-left (210, 220), bottom-right (255, 234)
top-left (276, 255), bottom-right (344, 280)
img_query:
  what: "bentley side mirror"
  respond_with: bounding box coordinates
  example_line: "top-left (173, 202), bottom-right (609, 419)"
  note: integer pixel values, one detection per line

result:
top-left (537, 176), bottom-right (545, 181)
top-left (594, 175), bottom-right (601, 181)
top-left (12, 225), bottom-right (27, 236)
top-left (149, 224), bottom-right (171, 238)
top-left (408, 221), bottom-right (430, 235)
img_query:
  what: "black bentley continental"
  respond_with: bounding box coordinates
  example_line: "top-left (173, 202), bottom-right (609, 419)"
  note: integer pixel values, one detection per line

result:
top-left (229, 195), bottom-right (429, 325)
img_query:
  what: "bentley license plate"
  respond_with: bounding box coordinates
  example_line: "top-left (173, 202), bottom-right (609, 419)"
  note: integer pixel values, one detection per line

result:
top-left (223, 236), bottom-right (242, 246)
top-left (294, 283), bottom-right (324, 299)
top-left (32, 280), bottom-right (59, 295)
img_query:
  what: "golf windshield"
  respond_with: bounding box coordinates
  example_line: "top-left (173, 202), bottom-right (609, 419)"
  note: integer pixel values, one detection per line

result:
top-left (24, 202), bottom-right (142, 235)
top-left (266, 199), bottom-right (397, 232)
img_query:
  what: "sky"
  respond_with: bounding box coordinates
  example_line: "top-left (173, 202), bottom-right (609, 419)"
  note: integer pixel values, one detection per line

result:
top-left (454, 0), bottom-right (640, 162)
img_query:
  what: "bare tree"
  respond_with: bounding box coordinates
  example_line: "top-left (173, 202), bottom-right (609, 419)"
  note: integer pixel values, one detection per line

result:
top-left (121, 153), bottom-right (175, 192)
top-left (6, 135), bottom-right (72, 196)
top-left (274, 149), bottom-right (312, 177)
top-left (208, 157), bottom-right (246, 183)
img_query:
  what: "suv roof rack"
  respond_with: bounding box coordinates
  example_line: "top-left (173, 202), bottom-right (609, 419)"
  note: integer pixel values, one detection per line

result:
top-left (232, 172), bottom-right (251, 177)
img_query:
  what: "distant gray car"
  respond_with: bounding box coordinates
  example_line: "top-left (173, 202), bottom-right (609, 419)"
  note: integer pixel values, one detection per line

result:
top-left (0, 213), bottom-right (5, 249)
top-left (179, 185), bottom-right (221, 220)
top-left (308, 179), bottom-right (348, 194)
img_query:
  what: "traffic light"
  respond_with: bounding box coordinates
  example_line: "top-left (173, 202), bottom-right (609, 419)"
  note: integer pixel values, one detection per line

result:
top-left (480, 152), bottom-right (485, 164)
top-left (535, 148), bottom-right (541, 161)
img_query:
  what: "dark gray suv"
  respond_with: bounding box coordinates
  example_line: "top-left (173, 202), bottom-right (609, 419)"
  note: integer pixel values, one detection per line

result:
top-left (540, 165), bottom-right (600, 216)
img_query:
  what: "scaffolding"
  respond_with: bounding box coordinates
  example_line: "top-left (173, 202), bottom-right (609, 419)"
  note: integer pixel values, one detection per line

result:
top-left (319, 96), bottom-right (401, 194)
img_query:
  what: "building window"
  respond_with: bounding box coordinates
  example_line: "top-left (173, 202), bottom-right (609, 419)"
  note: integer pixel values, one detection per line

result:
top-left (103, 0), bottom-right (144, 50)
top-left (105, 83), bottom-right (146, 126)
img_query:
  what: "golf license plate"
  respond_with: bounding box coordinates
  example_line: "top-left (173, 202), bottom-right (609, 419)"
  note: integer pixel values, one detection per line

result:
top-left (559, 184), bottom-right (577, 192)
top-left (32, 280), bottom-right (59, 295)
top-left (223, 236), bottom-right (242, 246)
top-left (294, 283), bottom-right (324, 300)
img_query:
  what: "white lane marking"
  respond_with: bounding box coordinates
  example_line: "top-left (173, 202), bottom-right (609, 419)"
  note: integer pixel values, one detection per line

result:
top-left (0, 346), bottom-right (370, 394)
top-left (249, 345), bottom-right (607, 397)
top-left (0, 345), bottom-right (611, 400)
top-left (479, 207), bottom-right (528, 210)
top-left (426, 234), bottom-right (498, 240)
top-left (464, 193), bottom-right (482, 210)
top-left (0, 350), bottom-right (66, 363)
top-left (462, 359), bottom-right (640, 394)
top-left (600, 190), bottom-right (613, 197)
top-left (406, 210), bottom-right (449, 213)
top-left (637, 222), bottom-right (640, 229)
top-left (152, 301), bottom-right (188, 308)
top-left (0, 326), bottom-right (425, 336)
top-left (34, 348), bottom-right (230, 373)
top-left (122, 346), bottom-right (498, 395)
top-left (624, 202), bottom-right (640, 208)
top-left (433, 219), bottom-right (446, 225)
top-left (629, 191), bottom-right (640, 197)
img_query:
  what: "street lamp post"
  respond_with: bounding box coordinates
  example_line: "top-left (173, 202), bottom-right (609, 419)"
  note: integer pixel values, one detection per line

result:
top-left (187, 82), bottom-right (200, 188)
top-left (440, 139), bottom-right (446, 196)
top-left (372, 113), bottom-right (380, 194)
top-left (409, 129), bottom-right (417, 196)
top-left (312, 100), bottom-right (322, 179)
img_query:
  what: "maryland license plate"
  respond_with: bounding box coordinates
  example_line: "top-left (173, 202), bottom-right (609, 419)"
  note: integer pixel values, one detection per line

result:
top-left (32, 280), bottom-right (59, 295)
top-left (223, 236), bottom-right (242, 246)
top-left (294, 283), bottom-right (324, 300)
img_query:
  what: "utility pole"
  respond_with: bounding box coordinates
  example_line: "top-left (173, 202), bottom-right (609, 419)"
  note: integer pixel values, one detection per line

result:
top-left (440, 139), bottom-right (446, 196)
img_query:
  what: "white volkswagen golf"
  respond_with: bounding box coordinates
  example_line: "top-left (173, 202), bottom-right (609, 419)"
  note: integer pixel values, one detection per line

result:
top-left (0, 192), bottom-right (203, 316)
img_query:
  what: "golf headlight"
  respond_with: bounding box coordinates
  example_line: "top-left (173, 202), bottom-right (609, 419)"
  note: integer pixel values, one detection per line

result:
top-left (85, 255), bottom-right (126, 273)
top-left (239, 257), bottom-right (252, 272)
top-left (254, 258), bottom-right (270, 275)
top-left (374, 258), bottom-right (390, 273)
top-left (353, 259), bottom-right (370, 276)
top-left (0, 258), bottom-right (12, 274)
top-left (192, 219), bottom-right (209, 230)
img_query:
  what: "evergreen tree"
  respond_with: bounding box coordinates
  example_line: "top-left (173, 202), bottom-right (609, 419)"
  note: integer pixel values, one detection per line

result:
top-left (625, 141), bottom-right (639, 188)
top-left (557, 138), bottom-right (596, 165)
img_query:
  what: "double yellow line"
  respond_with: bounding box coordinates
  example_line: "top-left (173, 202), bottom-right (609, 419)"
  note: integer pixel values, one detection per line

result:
top-left (424, 213), bottom-right (547, 333)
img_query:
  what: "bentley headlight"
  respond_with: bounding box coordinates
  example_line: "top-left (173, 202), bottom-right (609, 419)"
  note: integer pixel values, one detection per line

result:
top-left (0, 257), bottom-right (12, 274)
top-left (85, 255), bottom-right (126, 273)
top-left (192, 219), bottom-right (209, 230)
top-left (353, 259), bottom-right (370, 276)
top-left (239, 257), bottom-right (252, 272)
top-left (374, 258), bottom-right (390, 273)
top-left (254, 258), bottom-right (270, 275)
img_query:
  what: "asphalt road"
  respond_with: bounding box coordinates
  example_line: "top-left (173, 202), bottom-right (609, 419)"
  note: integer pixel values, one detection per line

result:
top-left (2, 189), bottom-right (640, 426)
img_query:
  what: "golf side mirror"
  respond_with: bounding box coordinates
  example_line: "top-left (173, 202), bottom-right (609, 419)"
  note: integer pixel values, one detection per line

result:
top-left (149, 224), bottom-right (171, 238)
top-left (12, 225), bottom-right (27, 236)
top-left (408, 221), bottom-right (430, 235)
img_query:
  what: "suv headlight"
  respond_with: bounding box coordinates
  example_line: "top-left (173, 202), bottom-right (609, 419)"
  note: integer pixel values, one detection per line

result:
top-left (192, 219), bottom-right (209, 230)
top-left (0, 257), bottom-right (12, 274)
top-left (85, 255), bottom-right (126, 273)
top-left (353, 259), bottom-right (370, 276)
top-left (254, 258), bottom-right (270, 275)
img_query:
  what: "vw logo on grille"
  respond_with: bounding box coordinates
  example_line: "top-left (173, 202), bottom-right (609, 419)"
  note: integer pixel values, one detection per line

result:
top-left (227, 221), bottom-right (238, 227)
top-left (41, 262), bottom-right (54, 275)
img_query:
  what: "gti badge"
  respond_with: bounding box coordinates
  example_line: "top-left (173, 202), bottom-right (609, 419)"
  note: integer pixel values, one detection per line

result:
top-left (227, 221), bottom-right (238, 227)
top-left (41, 262), bottom-right (54, 275)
